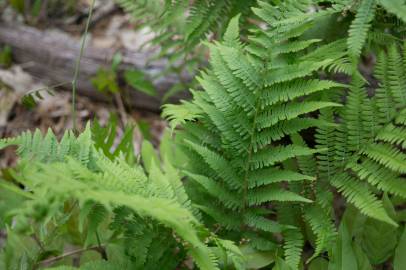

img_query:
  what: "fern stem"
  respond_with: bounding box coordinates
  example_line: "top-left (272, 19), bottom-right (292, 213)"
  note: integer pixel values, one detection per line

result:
top-left (37, 245), bottom-right (106, 267)
top-left (71, 0), bottom-right (96, 132)
top-left (96, 230), bottom-right (108, 260)
top-left (242, 100), bottom-right (260, 220)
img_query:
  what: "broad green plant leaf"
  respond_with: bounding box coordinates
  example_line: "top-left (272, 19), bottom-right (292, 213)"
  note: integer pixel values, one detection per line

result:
top-left (394, 226), bottom-right (406, 270)
top-left (124, 69), bottom-right (156, 97)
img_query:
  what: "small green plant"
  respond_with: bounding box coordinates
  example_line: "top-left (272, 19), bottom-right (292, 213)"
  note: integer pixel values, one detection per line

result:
top-left (91, 53), bottom-right (156, 97)
top-left (0, 46), bottom-right (12, 68)
top-left (91, 54), bottom-right (122, 94)
top-left (7, 0), bottom-right (78, 23)
top-left (124, 69), bottom-right (156, 97)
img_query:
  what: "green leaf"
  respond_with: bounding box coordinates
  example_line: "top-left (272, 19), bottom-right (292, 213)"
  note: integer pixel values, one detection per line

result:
top-left (159, 129), bottom-right (188, 168)
top-left (31, 0), bottom-right (42, 17)
top-left (353, 243), bottom-right (372, 270)
top-left (124, 69), bottom-right (157, 97)
top-left (341, 205), bottom-right (367, 238)
top-left (0, 46), bottom-right (12, 67)
top-left (223, 14), bottom-right (241, 45)
top-left (9, 0), bottom-right (25, 13)
top-left (111, 52), bottom-right (122, 71)
top-left (239, 245), bottom-right (275, 269)
top-left (361, 217), bottom-right (398, 264)
top-left (91, 68), bottom-right (119, 93)
top-left (328, 223), bottom-right (357, 270)
top-left (2, 227), bottom-right (39, 269)
top-left (162, 83), bottom-right (185, 103)
top-left (137, 119), bottom-right (152, 140)
top-left (272, 257), bottom-right (292, 270)
top-left (394, 226), bottom-right (406, 270)
top-left (309, 257), bottom-right (329, 270)
top-left (141, 140), bottom-right (160, 174)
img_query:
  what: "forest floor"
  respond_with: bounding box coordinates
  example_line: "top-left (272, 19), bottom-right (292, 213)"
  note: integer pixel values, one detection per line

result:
top-left (0, 65), bottom-right (166, 168)
top-left (0, 0), bottom-right (174, 169)
top-left (0, 0), bottom-right (169, 169)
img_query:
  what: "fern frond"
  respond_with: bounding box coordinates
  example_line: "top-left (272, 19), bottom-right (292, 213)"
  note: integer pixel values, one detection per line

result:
top-left (378, 0), bottom-right (406, 23)
top-left (347, 0), bottom-right (377, 58)
top-left (359, 143), bottom-right (406, 174)
top-left (162, 100), bottom-right (203, 131)
top-left (162, 3), bottom-right (345, 259)
top-left (349, 159), bottom-right (406, 199)
top-left (331, 173), bottom-right (396, 226)
top-left (0, 125), bottom-right (93, 166)
top-left (375, 123), bottom-right (406, 148)
top-left (304, 205), bottom-right (337, 261)
top-left (283, 228), bottom-right (304, 270)
top-left (374, 50), bottom-right (398, 123)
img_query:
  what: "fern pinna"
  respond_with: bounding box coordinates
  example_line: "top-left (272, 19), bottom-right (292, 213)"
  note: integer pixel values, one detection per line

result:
top-left (164, 2), bottom-right (350, 268)
top-left (0, 125), bottom-right (245, 270)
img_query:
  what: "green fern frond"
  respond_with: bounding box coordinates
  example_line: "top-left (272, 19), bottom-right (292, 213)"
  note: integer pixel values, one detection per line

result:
top-left (359, 143), bottom-right (406, 174)
top-left (347, 0), bottom-right (377, 58)
top-left (283, 228), bottom-right (304, 270)
top-left (162, 4), bottom-right (345, 260)
top-left (378, 0), bottom-right (406, 23)
top-left (304, 205), bottom-right (337, 261)
top-left (349, 159), bottom-right (406, 199)
top-left (331, 173), bottom-right (397, 226)
top-left (374, 50), bottom-right (398, 123)
top-left (375, 123), bottom-right (406, 148)
top-left (162, 100), bottom-right (203, 131)
top-left (0, 124), bottom-right (93, 165)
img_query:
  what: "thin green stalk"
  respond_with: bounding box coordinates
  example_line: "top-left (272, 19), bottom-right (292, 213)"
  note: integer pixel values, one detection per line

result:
top-left (71, 0), bottom-right (96, 132)
top-left (96, 230), bottom-right (108, 260)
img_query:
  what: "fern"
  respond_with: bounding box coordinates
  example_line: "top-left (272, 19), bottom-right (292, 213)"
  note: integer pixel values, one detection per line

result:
top-left (164, 3), bottom-right (348, 268)
top-left (0, 125), bottom-right (244, 270)
top-left (2, 1), bottom-right (406, 269)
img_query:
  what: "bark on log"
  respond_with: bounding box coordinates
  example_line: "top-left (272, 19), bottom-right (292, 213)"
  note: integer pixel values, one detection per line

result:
top-left (0, 22), bottom-right (190, 112)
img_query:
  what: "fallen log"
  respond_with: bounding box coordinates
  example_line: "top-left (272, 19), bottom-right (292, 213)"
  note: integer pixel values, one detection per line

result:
top-left (0, 22), bottom-right (190, 112)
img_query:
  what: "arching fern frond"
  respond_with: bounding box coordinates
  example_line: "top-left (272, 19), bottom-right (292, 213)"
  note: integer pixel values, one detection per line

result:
top-left (0, 125), bottom-right (246, 270)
